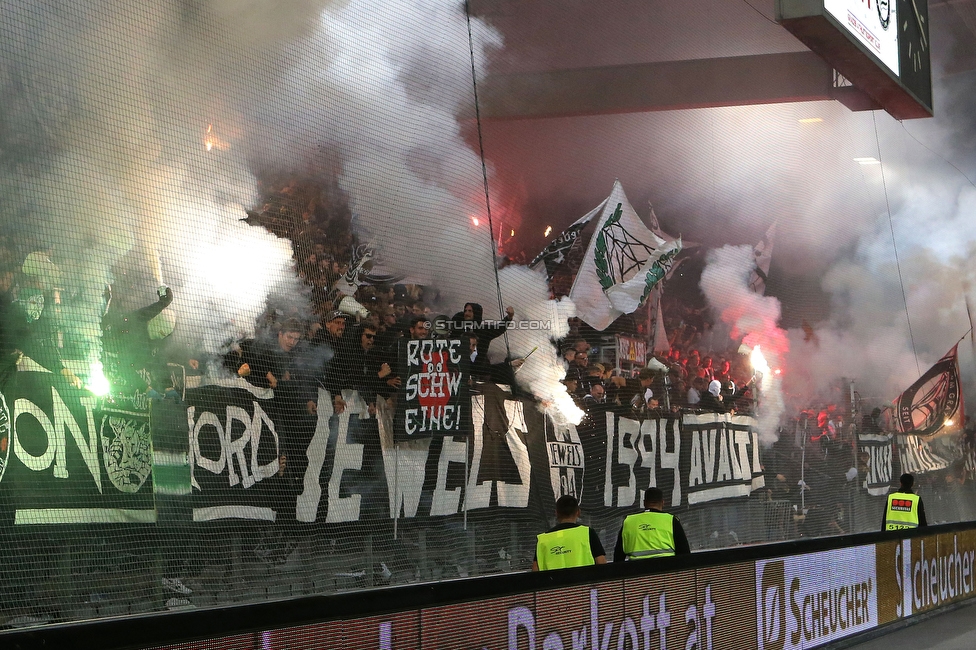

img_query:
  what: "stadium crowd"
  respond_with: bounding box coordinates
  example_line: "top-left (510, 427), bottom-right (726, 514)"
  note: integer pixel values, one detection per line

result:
top-left (0, 176), bottom-right (970, 550)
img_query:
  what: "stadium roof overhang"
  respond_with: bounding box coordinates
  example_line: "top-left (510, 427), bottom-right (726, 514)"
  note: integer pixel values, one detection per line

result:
top-left (469, 0), bottom-right (976, 120)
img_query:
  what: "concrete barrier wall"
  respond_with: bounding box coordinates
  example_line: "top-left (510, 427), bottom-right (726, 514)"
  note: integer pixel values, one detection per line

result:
top-left (7, 525), bottom-right (976, 650)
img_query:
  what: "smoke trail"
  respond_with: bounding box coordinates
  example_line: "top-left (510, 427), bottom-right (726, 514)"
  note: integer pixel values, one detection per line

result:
top-left (484, 265), bottom-right (582, 425)
top-left (0, 0), bottom-right (558, 419)
top-left (700, 244), bottom-right (788, 444)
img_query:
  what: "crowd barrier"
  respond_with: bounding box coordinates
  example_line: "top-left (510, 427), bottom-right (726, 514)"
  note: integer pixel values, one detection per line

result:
top-left (6, 521), bottom-right (976, 650)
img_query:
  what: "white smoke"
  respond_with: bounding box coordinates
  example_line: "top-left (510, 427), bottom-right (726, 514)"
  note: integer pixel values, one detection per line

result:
top-left (0, 0), bottom-right (508, 367)
top-left (0, 0), bottom-right (331, 366)
top-left (787, 179), bottom-right (976, 406)
top-left (482, 265), bottom-right (582, 425)
top-left (244, 0), bottom-right (503, 308)
top-left (700, 244), bottom-right (788, 445)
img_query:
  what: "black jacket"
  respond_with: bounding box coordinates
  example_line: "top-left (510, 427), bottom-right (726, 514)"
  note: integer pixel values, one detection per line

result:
top-left (451, 303), bottom-right (511, 363)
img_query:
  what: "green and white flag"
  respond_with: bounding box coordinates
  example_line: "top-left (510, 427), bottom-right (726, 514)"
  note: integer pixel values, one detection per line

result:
top-left (569, 181), bottom-right (681, 330)
top-left (604, 238), bottom-right (682, 314)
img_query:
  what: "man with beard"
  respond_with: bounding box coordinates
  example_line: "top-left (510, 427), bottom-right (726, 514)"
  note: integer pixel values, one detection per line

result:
top-left (377, 315), bottom-right (430, 398)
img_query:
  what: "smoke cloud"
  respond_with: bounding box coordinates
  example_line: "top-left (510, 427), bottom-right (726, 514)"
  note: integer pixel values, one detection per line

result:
top-left (700, 244), bottom-right (788, 444)
top-left (486, 265), bottom-right (582, 424)
top-left (0, 0), bottom-right (511, 361)
top-left (479, 7), bottom-right (976, 416)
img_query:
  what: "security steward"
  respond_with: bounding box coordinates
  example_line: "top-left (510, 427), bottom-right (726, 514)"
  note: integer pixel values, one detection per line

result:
top-left (532, 495), bottom-right (607, 571)
top-left (614, 488), bottom-right (690, 561)
top-left (882, 473), bottom-right (927, 531)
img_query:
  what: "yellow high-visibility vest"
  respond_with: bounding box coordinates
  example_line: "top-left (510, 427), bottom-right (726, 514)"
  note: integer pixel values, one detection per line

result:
top-left (885, 492), bottom-right (920, 530)
top-left (622, 511), bottom-right (676, 560)
top-left (536, 525), bottom-right (594, 571)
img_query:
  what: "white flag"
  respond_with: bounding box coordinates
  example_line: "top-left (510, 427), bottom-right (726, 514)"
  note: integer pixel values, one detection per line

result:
top-left (748, 222), bottom-right (777, 295)
top-left (604, 238), bottom-right (682, 313)
top-left (651, 288), bottom-right (671, 353)
top-left (569, 181), bottom-right (680, 330)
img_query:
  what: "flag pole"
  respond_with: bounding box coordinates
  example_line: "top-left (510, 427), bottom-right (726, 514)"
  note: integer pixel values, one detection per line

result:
top-left (393, 442), bottom-right (399, 541)
top-left (966, 295), bottom-right (976, 357)
top-left (463, 436), bottom-right (469, 531)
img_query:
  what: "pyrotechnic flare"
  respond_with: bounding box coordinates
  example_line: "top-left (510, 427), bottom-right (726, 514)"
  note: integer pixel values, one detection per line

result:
top-left (701, 244), bottom-right (788, 445)
top-left (482, 265), bottom-right (583, 425)
top-left (87, 361), bottom-right (111, 397)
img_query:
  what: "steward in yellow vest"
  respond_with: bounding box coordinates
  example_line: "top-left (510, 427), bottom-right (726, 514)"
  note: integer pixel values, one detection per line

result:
top-left (533, 495), bottom-right (607, 571)
top-left (883, 473), bottom-right (927, 532)
top-left (614, 488), bottom-right (691, 562)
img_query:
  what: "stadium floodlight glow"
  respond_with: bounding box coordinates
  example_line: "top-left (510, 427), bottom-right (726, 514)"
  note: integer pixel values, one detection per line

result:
top-left (471, 216), bottom-right (480, 227)
top-left (544, 225), bottom-right (552, 237)
top-left (510, 229), bottom-right (515, 237)
top-left (87, 361), bottom-right (111, 396)
top-left (854, 157), bottom-right (881, 165)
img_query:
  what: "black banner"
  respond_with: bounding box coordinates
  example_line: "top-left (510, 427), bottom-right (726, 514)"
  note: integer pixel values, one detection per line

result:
top-left (0, 370), bottom-right (770, 525)
top-left (582, 409), bottom-right (765, 511)
top-left (0, 370), bottom-right (155, 525)
top-left (393, 338), bottom-right (468, 441)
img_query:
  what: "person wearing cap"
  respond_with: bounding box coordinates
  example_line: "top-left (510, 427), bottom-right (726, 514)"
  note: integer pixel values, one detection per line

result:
top-left (311, 310), bottom-right (347, 349)
top-left (614, 488), bottom-right (690, 561)
top-left (698, 378), bottom-right (733, 413)
top-left (533, 495), bottom-right (607, 571)
top-left (883, 473), bottom-right (927, 531)
top-left (308, 310), bottom-right (349, 414)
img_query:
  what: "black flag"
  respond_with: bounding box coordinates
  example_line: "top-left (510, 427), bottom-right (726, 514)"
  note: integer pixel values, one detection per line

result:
top-left (889, 345), bottom-right (965, 437)
top-left (529, 200), bottom-right (605, 278)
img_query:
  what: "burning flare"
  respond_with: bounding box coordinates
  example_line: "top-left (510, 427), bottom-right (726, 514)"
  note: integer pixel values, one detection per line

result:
top-left (87, 361), bottom-right (111, 397)
top-left (750, 345), bottom-right (772, 391)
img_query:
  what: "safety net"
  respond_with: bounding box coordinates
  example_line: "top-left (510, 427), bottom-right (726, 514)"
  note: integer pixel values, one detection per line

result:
top-left (1, 0), bottom-right (976, 630)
